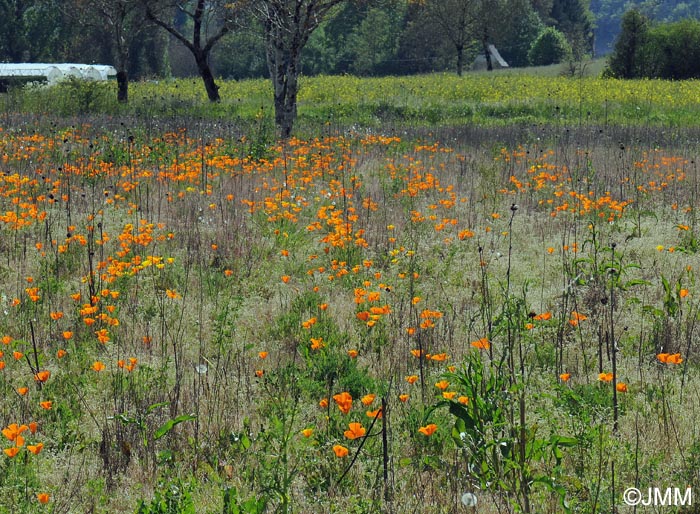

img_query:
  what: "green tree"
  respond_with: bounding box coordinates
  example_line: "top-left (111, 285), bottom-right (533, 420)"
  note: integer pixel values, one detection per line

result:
top-left (528, 26), bottom-right (571, 64)
top-left (497, 0), bottom-right (544, 67)
top-left (550, 0), bottom-right (594, 56)
top-left (604, 8), bottom-right (650, 78)
top-left (646, 18), bottom-right (700, 79)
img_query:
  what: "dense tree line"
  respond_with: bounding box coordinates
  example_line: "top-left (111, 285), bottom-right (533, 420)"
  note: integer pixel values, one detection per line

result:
top-left (1, 0), bottom-right (598, 81)
top-left (605, 8), bottom-right (700, 79)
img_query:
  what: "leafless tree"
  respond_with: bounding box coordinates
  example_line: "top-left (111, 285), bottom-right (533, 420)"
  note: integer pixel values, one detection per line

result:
top-left (69, 0), bottom-right (144, 103)
top-left (142, 0), bottom-right (241, 101)
top-left (252, 0), bottom-right (345, 137)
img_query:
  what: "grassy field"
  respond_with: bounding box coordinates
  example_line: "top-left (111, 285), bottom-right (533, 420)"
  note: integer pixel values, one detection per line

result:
top-left (0, 72), bottom-right (699, 513)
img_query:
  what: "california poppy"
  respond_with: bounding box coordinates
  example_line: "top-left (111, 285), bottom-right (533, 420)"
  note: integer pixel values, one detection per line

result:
top-left (406, 375), bottom-right (418, 384)
top-left (344, 422), bottom-right (366, 440)
top-left (36, 493), bottom-right (50, 504)
top-left (361, 394), bottom-right (376, 406)
top-left (598, 372), bottom-right (614, 382)
top-left (40, 401), bottom-right (52, 410)
top-left (560, 373), bottom-right (571, 382)
top-left (27, 442), bottom-right (43, 455)
top-left (92, 361), bottom-right (105, 372)
top-left (399, 394), bottom-right (409, 402)
top-left (616, 382), bottom-right (628, 393)
top-left (470, 338), bottom-right (490, 350)
top-left (300, 428), bottom-right (313, 438)
top-left (333, 445), bottom-right (349, 458)
top-left (34, 370), bottom-right (50, 382)
top-left (434, 380), bottom-right (450, 390)
top-left (418, 424), bottom-right (438, 436)
top-left (333, 392), bottom-right (353, 414)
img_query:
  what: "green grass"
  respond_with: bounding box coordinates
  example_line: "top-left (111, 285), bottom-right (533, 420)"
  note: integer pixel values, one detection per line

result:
top-left (5, 65), bottom-right (700, 132)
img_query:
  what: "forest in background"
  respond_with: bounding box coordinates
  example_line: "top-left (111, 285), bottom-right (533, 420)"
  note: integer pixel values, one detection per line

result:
top-left (0, 0), bottom-right (698, 82)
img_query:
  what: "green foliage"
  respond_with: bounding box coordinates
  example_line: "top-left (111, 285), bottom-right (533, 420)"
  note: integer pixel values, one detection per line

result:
top-left (528, 27), bottom-right (572, 65)
top-left (135, 479), bottom-right (195, 514)
top-left (603, 8), bottom-right (650, 78)
top-left (646, 19), bottom-right (700, 79)
top-left (222, 487), bottom-right (266, 514)
top-left (606, 14), bottom-right (700, 80)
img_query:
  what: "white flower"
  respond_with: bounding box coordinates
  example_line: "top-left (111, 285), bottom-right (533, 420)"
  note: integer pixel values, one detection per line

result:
top-left (461, 492), bottom-right (477, 507)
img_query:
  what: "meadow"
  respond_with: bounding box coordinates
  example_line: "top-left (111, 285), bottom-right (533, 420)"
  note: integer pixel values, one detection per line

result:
top-left (0, 71), bottom-right (699, 513)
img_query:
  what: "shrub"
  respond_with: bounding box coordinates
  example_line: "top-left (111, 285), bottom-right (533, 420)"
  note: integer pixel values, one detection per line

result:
top-left (528, 27), bottom-right (572, 66)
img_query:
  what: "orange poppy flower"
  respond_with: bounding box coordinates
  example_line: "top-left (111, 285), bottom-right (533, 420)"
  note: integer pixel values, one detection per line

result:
top-left (2, 423), bottom-right (28, 441)
top-left (17, 387), bottom-right (28, 396)
top-left (470, 338), bottom-right (490, 350)
top-left (333, 445), bottom-right (349, 458)
top-left (458, 396), bottom-right (469, 405)
top-left (569, 311), bottom-right (587, 327)
top-left (49, 311), bottom-right (63, 321)
top-left (56, 349), bottom-right (66, 359)
top-left (92, 361), bottom-right (105, 372)
top-left (258, 351), bottom-right (268, 359)
top-left (442, 391), bottom-right (457, 400)
top-left (430, 353), bottom-right (449, 362)
top-left (281, 275), bottom-right (290, 284)
top-left (356, 311), bottom-right (370, 322)
top-left (616, 382), bottom-right (628, 393)
top-left (347, 349), bottom-right (358, 358)
top-left (0, 361), bottom-right (5, 370)
top-left (319, 303), bottom-right (328, 311)
top-left (344, 422), bottom-right (366, 440)
top-left (410, 349), bottom-right (423, 358)
top-left (254, 369), bottom-right (264, 378)
top-left (657, 353), bottom-right (683, 364)
top-left (1, 335), bottom-right (11, 345)
top-left (560, 373), bottom-right (571, 382)
top-left (361, 394), bottom-right (376, 406)
top-left (95, 329), bottom-right (110, 344)
top-left (680, 289), bottom-right (689, 298)
top-left (533, 311), bottom-right (552, 321)
top-left (62, 331), bottom-right (73, 340)
top-left (406, 375), bottom-right (419, 384)
top-left (333, 392), bottom-right (353, 415)
top-left (598, 372), bottom-right (614, 382)
top-left (3, 447), bottom-right (20, 458)
top-left (319, 397), bottom-right (329, 408)
top-left (34, 370), bottom-right (50, 383)
top-left (310, 337), bottom-right (325, 350)
top-left (13, 351), bottom-right (23, 360)
top-left (399, 394), bottom-right (409, 402)
top-left (165, 289), bottom-right (181, 299)
top-left (301, 317), bottom-right (317, 329)
top-left (28, 422), bottom-right (37, 434)
top-left (366, 408), bottom-right (383, 419)
top-left (434, 380), bottom-right (450, 391)
top-left (36, 493), bottom-right (50, 504)
top-left (418, 423), bottom-right (438, 436)
top-left (27, 442), bottom-right (43, 455)
top-left (300, 428), bottom-right (313, 438)
top-left (40, 401), bottom-right (52, 410)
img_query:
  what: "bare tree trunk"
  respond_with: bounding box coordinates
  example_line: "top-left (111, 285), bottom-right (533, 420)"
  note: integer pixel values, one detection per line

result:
top-left (456, 44), bottom-right (464, 76)
top-left (194, 50), bottom-right (221, 102)
top-left (116, 70), bottom-right (129, 103)
top-left (482, 33), bottom-right (493, 71)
